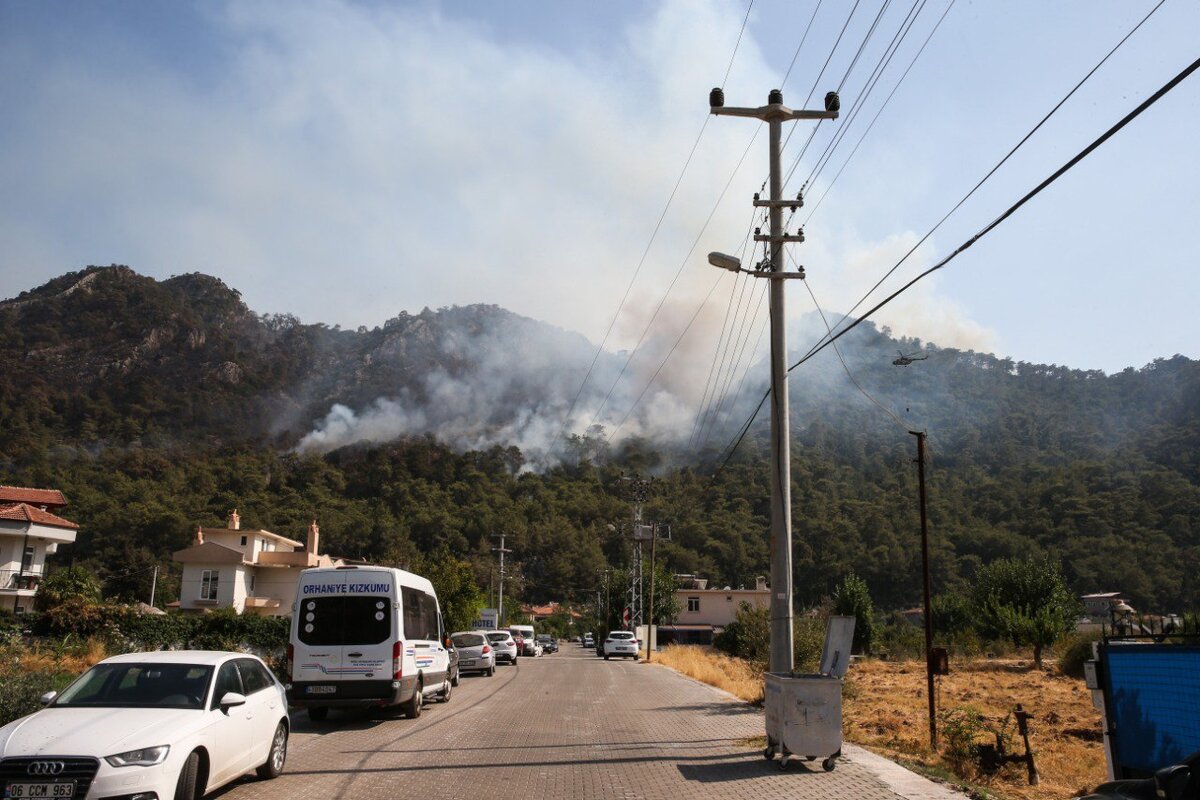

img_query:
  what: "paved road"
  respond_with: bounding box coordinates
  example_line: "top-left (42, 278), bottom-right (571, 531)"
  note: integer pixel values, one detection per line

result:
top-left (223, 647), bottom-right (950, 800)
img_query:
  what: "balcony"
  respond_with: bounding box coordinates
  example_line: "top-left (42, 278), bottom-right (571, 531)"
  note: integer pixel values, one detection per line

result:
top-left (0, 567), bottom-right (44, 592)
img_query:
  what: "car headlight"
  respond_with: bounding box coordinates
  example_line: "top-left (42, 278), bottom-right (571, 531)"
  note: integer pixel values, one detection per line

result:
top-left (105, 745), bottom-right (170, 767)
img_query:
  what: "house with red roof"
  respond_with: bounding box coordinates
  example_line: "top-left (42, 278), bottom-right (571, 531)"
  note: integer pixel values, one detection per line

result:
top-left (171, 510), bottom-right (343, 616)
top-left (0, 485), bottom-right (79, 614)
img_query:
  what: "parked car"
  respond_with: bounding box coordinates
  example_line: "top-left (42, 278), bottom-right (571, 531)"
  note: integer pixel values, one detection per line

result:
top-left (582, 633), bottom-right (594, 648)
top-left (604, 630), bottom-right (640, 660)
top-left (486, 630), bottom-right (519, 664)
top-left (536, 634), bottom-right (558, 654)
top-left (451, 631), bottom-right (496, 676)
top-left (0, 651), bottom-right (289, 800)
top-left (508, 625), bottom-right (539, 657)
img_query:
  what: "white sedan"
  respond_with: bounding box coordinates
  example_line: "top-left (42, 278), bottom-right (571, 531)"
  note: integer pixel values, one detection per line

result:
top-left (0, 650), bottom-right (288, 800)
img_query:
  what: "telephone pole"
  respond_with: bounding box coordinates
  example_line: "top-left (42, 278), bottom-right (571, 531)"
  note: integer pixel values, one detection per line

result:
top-left (491, 534), bottom-right (512, 627)
top-left (911, 430), bottom-right (937, 748)
top-left (707, 87), bottom-right (839, 675)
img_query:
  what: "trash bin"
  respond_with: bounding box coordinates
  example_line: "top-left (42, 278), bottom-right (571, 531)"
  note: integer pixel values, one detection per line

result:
top-left (764, 615), bottom-right (855, 771)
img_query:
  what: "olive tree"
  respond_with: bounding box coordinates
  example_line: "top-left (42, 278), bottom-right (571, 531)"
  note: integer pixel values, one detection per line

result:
top-left (971, 556), bottom-right (1079, 668)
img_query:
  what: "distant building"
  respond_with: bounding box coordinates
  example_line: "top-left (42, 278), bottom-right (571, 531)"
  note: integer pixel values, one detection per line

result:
top-left (657, 576), bottom-right (771, 646)
top-left (0, 485), bottom-right (79, 614)
top-left (519, 601), bottom-right (581, 622)
top-left (172, 510), bottom-right (342, 616)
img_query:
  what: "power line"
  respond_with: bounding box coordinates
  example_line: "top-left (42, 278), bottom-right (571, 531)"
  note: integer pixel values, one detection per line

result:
top-left (802, 0), bottom-right (956, 225)
top-left (797, 0), bottom-right (1167, 361)
top-left (714, 51), bottom-right (1200, 474)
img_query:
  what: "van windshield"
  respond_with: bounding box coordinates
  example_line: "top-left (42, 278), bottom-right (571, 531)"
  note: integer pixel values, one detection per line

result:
top-left (298, 596), bottom-right (391, 646)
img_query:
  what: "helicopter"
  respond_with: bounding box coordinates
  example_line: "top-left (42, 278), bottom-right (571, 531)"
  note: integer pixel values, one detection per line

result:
top-left (892, 350), bottom-right (929, 366)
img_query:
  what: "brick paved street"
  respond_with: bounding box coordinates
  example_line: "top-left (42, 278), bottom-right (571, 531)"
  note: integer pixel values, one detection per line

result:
top-left (223, 647), bottom-right (962, 800)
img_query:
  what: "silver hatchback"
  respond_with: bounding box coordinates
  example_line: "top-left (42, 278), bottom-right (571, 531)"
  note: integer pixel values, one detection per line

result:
top-left (451, 631), bottom-right (496, 676)
top-left (486, 630), bottom-right (519, 664)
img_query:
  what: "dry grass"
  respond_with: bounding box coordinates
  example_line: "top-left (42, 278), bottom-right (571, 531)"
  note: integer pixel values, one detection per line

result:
top-left (15, 638), bottom-right (110, 674)
top-left (654, 645), bottom-right (765, 703)
top-left (653, 646), bottom-right (1105, 800)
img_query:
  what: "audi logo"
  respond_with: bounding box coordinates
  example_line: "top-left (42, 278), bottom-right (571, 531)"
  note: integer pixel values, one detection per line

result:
top-left (27, 761), bottom-right (66, 776)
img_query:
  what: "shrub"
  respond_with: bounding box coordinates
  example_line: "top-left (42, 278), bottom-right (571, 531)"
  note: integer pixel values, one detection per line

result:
top-left (714, 601), bottom-right (769, 663)
top-left (877, 612), bottom-right (925, 660)
top-left (940, 705), bottom-right (987, 775)
top-left (36, 567), bottom-right (102, 611)
top-left (1057, 633), bottom-right (1098, 679)
top-left (832, 573), bottom-right (875, 654)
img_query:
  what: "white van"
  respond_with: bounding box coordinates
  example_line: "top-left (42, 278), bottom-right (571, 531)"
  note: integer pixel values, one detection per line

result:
top-left (508, 624), bottom-right (538, 657)
top-left (287, 565), bottom-right (451, 721)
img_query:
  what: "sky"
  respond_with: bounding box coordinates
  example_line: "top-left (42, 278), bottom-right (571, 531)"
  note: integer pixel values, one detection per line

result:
top-left (1, 0), bottom-right (1197, 375)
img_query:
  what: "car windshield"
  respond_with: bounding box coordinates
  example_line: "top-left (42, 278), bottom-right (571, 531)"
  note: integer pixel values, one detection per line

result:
top-left (55, 663), bottom-right (214, 709)
top-left (453, 633), bottom-right (486, 647)
top-left (537, 636), bottom-right (551, 642)
top-left (610, 632), bottom-right (635, 640)
top-left (486, 633), bottom-right (510, 643)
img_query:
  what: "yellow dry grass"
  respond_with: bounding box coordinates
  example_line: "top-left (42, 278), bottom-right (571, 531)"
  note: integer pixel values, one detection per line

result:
top-left (15, 638), bottom-right (110, 674)
top-left (654, 645), bottom-right (765, 703)
top-left (653, 646), bottom-right (1106, 800)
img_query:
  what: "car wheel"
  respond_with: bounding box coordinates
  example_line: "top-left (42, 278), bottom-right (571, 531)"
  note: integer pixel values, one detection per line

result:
top-left (403, 681), bottom-right (422, 718)
top-left (440, 677), bottom-right (452, 703)
top-left (488, 664), bottom-right (495, 677)
top-left (604, 654), bottom-right (610, 660)
top-left (173, 751), bottom-right (200, 800)
top-left (256, 722), bottom-right (288, 779)
top-left (307, 706), bottom-right (328, 723)
top-left (451, 667), bottom-right (460, 687)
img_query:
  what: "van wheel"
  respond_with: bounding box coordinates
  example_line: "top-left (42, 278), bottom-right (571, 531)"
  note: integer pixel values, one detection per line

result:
top-left (403, 681), bottom-right (422, 719)
top-left (173, 751), bottom-right (200, 800)
top-left (451, 668), bottom-right (460, 687)
top-left (307, 707), bottom-right (328, 723)
top-left (440, 678), bottom-right (452, 703)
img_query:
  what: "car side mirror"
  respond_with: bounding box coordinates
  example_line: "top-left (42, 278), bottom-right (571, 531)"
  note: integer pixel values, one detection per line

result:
top-left (219, 692), bottom-right (246, 713)
top-left (39, 691), bottom-right (57, 706)
top-left (1155, 765), bottom-right (1192, 800)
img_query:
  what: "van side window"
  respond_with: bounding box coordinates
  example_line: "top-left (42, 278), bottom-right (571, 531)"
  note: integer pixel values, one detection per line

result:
top-left (402, 587), bottom-right (427, 640)
top-left (420, 593), bottom-right (440, 641)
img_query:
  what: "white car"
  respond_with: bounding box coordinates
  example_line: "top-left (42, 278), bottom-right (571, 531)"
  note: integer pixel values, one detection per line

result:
top-left (603, 631), bottom-right (640, 660)
top-left (0, 651), bottom-right (289, 800)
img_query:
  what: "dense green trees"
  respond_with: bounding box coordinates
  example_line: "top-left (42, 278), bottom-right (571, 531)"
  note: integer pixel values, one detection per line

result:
top-left (971, 556), bottom-right (1080, 667)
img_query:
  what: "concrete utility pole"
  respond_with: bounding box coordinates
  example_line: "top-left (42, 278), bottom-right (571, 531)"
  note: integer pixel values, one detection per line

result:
top-left (708, 87), bottom-right (839, 675)
top-left (491, 534), bottom-right (512, 627)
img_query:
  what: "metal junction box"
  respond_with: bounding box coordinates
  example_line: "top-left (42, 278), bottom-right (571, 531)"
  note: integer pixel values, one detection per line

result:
top-left (764, 615), bottom-right (855, 772)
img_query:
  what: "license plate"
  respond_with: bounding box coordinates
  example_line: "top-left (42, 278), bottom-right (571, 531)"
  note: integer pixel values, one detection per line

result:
top-left (6, 783), bottom-right (75, 799)
top-left (306, 685), bottom-right (336, 694)
top-left (460, 660), bottom-right (475, 666)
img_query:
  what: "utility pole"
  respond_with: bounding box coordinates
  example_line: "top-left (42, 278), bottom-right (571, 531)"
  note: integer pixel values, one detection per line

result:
top-left (708, 87), bottom-right (839, 675)
top-left (645, 524), bottom-right (671, 663)
top-left (491, 534), bottom-right (512, 627)
top-left (149, 565), bottom-right (159, 608)
top-left (911, 430), bottom-right (937, 749)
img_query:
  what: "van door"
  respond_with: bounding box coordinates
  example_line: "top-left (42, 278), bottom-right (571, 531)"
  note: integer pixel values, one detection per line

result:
top-left (293, 593), bottom-right (347, 687)
top-left (401, 587), bottom-right (446, 695)
top-left (328, 568), bottom-right (397, 687)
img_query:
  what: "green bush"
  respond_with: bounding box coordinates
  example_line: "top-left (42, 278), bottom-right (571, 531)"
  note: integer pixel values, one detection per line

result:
top-left (714, 601), bottom-right (769, 663)
top-left (0, 661), bottom-right (68, 727)
top-left (832, 573), bottom-right (875, 655)
top-left (1057, 633), bottom-right (1098, 679)
top-left (794, 615), bottom-right (826, 672)
top-left (877, 612), bottom-right (925, 660)
top-left (940, 705), bottom-right (987, 775)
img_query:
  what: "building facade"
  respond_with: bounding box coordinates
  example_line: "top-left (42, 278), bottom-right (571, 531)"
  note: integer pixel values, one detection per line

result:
top-left (172, 510), bottom-right (341, 616)
top-left (658, 576), bottom-right (771, 645)
top-left (0, 486), bottom-right (79, 614)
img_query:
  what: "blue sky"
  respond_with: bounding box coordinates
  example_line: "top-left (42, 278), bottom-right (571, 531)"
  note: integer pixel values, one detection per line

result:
top-left (1, 0), bottom-right (1197, 374)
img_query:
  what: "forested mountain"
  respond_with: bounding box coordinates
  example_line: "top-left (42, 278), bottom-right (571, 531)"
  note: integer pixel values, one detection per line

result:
top-left (2, 266), bottom-right (1197, 613)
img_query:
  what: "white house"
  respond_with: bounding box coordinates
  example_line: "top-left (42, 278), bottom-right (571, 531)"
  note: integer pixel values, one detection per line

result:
top-left (0, 486), bottom-right (79, 614)
top-left (172, 510), bottom-right (341, 616)
top-left (657, 576), bottom-right (772, 645)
